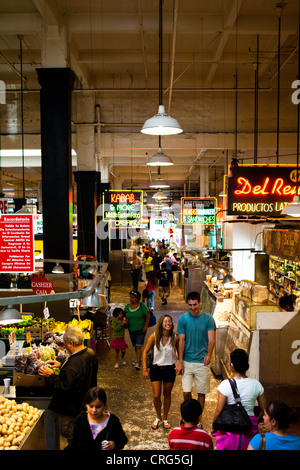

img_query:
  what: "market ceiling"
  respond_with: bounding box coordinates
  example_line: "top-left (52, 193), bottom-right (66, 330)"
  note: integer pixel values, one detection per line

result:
top-left (0, 0), bottom-right (299, 206)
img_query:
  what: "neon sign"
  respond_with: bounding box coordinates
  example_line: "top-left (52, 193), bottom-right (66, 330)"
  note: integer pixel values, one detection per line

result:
top-left (227, 165), bottom-right (299, 216)
top-left (181, 197), bottom-right (216, 225)
top-left (102, 190), bottom-right (143, 227)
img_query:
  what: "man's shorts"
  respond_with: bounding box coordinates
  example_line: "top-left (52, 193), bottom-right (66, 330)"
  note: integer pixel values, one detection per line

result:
top-left (129, 329), bottom-right (146, 347)
top-left (159, 286), bottom-right (170, 298)
top-left (181, 361), bottom-right (210, 394)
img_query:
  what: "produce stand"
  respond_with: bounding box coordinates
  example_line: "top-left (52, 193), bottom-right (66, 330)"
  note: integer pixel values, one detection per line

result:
top-left (0, 386), bottom-right (46, 450)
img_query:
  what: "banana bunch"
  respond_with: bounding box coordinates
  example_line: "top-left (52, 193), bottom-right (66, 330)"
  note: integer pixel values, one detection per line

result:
top-left (51, 318), bottom-right (92, 336)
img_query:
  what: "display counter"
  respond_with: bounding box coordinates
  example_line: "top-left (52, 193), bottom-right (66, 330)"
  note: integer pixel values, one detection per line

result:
top-left (200, 282), bottom-right (235, 376)
top-left (219, 293), bottom-right (300, 407)
top-left (0, 386), bottom-right (46, 450)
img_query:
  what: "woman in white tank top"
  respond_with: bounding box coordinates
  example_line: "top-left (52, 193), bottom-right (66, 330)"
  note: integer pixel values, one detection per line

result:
top-left (142, 314), bottom-right (179, 430)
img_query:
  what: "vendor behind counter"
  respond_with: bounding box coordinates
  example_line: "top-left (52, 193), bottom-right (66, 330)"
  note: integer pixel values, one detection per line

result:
top-left (279, 294), bottom-right (296, 312)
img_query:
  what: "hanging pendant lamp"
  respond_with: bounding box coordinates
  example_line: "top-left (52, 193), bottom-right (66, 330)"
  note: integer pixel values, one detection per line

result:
top-left (149, 166), bottom-right (170, 188)
top-left (147, 146), bottom-right (174, 166)
top-left (141, 0), bottom-right (182, 136)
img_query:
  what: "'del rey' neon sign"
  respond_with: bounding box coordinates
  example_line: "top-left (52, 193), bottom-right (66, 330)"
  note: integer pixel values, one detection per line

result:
top-left (227, 165), bottom-right (300, 217)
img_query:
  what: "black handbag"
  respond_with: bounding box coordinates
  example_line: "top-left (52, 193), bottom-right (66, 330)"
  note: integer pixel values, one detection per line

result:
top-left (146, 344), bottom-right (154, 368)
top-left (213, 378), bottom-right (252, 433)
top-left (148, 310), bottom-right (156, 327)
top-left (143, 288), bottom-right (149, 298)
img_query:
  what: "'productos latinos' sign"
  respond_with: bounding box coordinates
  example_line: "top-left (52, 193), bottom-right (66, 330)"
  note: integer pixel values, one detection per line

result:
top-left (102, 190), bottom-right (143, 227)
top-left (227, 165), bottom-right (300, 217)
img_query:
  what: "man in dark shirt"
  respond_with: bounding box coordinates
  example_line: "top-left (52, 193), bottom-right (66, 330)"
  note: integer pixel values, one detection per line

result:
top-left (39, 326), bottom-right (98, 447)
top-left (156, 262), bottom-right (172, 305)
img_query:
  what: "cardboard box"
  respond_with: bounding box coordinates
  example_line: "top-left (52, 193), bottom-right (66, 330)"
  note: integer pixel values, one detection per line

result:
top-left (13, 371), bottom-right (45, 387)
top-left (25, 327), bottom-right (48, 338)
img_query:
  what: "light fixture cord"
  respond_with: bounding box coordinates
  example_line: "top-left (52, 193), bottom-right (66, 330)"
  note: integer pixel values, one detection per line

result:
top-left (159, 0), bottom-right (163, 106)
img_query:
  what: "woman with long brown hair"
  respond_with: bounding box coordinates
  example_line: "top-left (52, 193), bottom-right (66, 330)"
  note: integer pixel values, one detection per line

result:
top-left (142, 314), bottom-right (179, 430)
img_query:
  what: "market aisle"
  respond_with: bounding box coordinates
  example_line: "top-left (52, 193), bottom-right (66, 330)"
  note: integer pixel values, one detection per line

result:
top-left (95, 282), bottom-right (221, 450)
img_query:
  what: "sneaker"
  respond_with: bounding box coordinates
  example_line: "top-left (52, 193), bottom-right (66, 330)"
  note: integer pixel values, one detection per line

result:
top-left (132, 361), bottom-right (138, 367)
top-left (135, 363), bottom-right (141, 370)
top-left (122, 360), bottom-right (127, 365)
top-left (114, 363), bottom-right (119, 369)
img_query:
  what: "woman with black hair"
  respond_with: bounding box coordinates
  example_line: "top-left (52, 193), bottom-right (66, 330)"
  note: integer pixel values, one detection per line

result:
top-left (212, 348), bottom-right (266, 450)
top-left (248, 401), bottom-right (300, 450)
top-left (142, 314), bottom-right (179, 430)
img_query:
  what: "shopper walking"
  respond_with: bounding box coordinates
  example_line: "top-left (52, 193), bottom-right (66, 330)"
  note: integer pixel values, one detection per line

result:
top-left (130, 252), bottom-right (142, 291)
top-left (109, 307), bottom-right (128, 369)
top-left (176, 291), bottom-right (216, 411)
top-left (145, 271), bottom-right (158, 312)
top-left (143, 251), bottom-right (154, 279)
top-left (123, 290), bottom-right (150, 370)
top-left (142, 314), bottom-right (179, 430)
top-left (66, 387), bottom-right (128, 451)
top-left (248, 400), bottom-right (300, 450)
top-left (156, 262), bottom-right (173, 305)
top-left (212, 348), bottom-right (266, 450)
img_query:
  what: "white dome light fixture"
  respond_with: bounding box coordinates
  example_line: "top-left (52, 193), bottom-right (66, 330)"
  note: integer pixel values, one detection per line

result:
top-left (281, 194), bottom-right (300, 217)
top-left (141, 105), bottom-right (182, 136)
top-left (146, 147), bottom-right (174, 167)
top-left (149, 166), bottom-right (170, 188)
top-left (153, 190), bottom-right (168, 200)
top-left (141, 0), bottom-right (182, 137)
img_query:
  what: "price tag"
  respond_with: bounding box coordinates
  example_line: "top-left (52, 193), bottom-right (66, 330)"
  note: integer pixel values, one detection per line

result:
top-left (8, 331), bottom-right (16, 347)
top-left (26, 331), bottom-right (32, 344)
top-left (43, 307), bottom-right (50, 319)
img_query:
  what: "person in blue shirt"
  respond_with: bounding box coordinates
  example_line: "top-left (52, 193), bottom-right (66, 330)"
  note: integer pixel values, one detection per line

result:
top-left (176, 291), bottom-right (216, 411)
top-left (248, 400), bottom-right (300, 450)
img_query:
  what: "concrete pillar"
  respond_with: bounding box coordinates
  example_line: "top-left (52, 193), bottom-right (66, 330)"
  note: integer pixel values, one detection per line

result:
top-left (37, 67), bottom-right (75, 274)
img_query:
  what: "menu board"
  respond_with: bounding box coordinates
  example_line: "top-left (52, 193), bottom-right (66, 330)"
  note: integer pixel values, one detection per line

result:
top-left (102, 190), bottom-right (143, 227)
top-left (0, 214), bottom-right (35, 273)
top-left (181, 197), bottom-right (216, 225)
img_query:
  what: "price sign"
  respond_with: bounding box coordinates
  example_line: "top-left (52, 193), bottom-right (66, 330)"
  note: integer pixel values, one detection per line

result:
top-left (26, 331), bottom-right (32, 344)
top-left (43, 307), bottom-right (50, 319)
top-left (8, 331), bottom-right (16, 347)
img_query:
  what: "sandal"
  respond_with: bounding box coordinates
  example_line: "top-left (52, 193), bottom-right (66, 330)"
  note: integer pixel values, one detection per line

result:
top-left (151, 418), bottom-right (160, 429)
top-left (163, 420), bottom-right (171, 429)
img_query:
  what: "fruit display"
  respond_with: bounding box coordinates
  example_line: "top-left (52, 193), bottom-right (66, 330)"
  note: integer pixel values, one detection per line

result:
top-left (14, 340), bottom-right (67, 375)
top-left (0, 396), bottom-right (41, 449)
top-left (51, 318), bottom-right (93, 338)
top-left (0, 316), bottom-right (93, 339)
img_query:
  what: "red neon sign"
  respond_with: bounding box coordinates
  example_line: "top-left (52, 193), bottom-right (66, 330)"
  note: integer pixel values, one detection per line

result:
top-left (227, 165), bottom-right (300, 217)
top-left (234, 177), bottom-right (298, 197)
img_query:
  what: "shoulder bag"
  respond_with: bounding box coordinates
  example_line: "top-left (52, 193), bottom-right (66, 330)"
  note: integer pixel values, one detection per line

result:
top-left (146, 344), bottom-right (154, 368)
top-left (213, 378), bottom-right (252, 433)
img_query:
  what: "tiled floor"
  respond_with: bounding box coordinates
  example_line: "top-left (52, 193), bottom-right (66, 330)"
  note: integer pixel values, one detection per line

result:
top-left (96, 281), bottom-right (221, 450)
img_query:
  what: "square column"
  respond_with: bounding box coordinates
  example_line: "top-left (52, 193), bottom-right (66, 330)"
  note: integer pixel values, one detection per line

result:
top-left (37, 67), bottom-right (75, 273)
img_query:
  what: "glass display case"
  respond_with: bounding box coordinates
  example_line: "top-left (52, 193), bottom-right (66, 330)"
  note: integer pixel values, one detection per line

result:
top-left (201, 282), bottom-right (234, 376)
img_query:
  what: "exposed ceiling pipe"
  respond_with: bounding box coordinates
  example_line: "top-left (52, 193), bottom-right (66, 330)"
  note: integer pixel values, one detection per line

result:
top-left (95, 104), bottom-right (101, 172)
top-left (167, 0), bottom-right (179, 114)
top-left (137, 0), bottom-right (148, 86)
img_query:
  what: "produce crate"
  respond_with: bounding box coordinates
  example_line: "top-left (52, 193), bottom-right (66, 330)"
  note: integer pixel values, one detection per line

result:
top-left (25, 327), bottom-right (50, 338)
top-left (13, 372), bottom-right (46, 387)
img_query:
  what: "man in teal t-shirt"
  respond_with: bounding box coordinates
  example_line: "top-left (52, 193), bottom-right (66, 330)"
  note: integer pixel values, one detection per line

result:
top-left (176, 291), bottom-right (216, 411)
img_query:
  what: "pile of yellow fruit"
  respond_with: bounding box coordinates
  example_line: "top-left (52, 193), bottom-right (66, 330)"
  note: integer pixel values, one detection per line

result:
top-left (0, 396), bottom-right (41, 449)
top-left (52, 318), bottom-right (93, 338)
